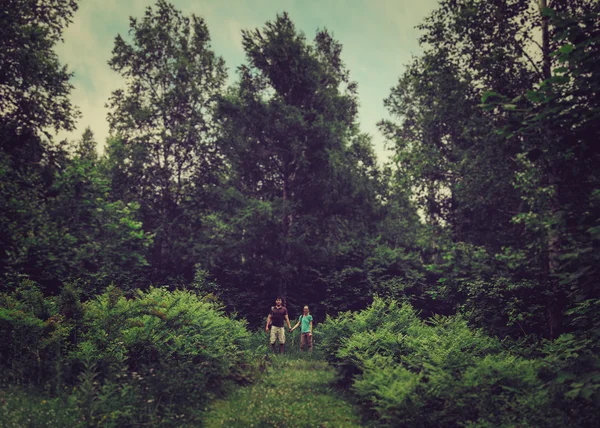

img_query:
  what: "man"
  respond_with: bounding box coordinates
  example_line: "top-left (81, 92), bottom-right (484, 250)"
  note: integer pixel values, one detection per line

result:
top-left (265, 297), bottom-right (291, 353)
top-left (290, 305), bottom-right (313, 352)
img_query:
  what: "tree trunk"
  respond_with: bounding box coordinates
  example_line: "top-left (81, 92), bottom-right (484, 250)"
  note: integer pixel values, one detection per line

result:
top-left (539, 0), bottom-right (551, 80)
top-left (279, 174), bottom-right (290, 298)
top-left (539, 0), bottom-right (562, 338)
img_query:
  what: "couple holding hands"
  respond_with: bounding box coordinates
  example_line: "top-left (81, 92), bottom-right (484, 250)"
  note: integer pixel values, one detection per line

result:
top-left (265, 297), bottom-right (313, 354)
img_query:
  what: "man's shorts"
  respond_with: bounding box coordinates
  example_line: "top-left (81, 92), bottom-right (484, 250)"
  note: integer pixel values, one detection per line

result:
top-left (270, 325), bottom-right (285, 344)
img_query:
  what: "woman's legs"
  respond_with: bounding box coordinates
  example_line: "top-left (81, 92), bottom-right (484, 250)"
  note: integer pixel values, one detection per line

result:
top-left (300, 333), bottom-right (313, 352)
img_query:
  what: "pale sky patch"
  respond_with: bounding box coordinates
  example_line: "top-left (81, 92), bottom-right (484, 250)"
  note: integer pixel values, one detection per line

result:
top-left (54, 0), bottom-right (440, 163)
top-left (227, 19), bottom-right (244, 52)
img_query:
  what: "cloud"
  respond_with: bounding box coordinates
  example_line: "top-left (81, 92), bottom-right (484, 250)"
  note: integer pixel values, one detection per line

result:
top-left (54, 0), bottom-right (134, 151)
top-left (227, 19), bottom-right (244, 52)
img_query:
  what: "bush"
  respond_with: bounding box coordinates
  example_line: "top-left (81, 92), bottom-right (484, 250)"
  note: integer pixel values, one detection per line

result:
top-left (0, 385), bottom-right (81, 428)
top-left (0, 279), bottom-right (70, 386)
top-left (319, 297), bottom-right (566, 427)
top-left (319, 298), bottom-right (418, 363)
top-left (460, 355), bottom-right (553, 427)
top-left (70, 286), bottom-right (253, 424)
top-left (0, 282), bottom-right (257, 426)
top-left (541, 318), bottom-right (600, 428)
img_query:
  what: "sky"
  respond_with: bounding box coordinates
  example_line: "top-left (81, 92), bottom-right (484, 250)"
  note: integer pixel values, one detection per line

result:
top-left (55, 0), bottom-right (440, 163)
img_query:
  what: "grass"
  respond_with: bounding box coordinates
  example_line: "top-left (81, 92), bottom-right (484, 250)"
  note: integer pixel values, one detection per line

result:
top-left (202, 353), bottom-right (363, 428)
top-left (0, 385), bottom-right (81, 428)
top-left (0, 333), bottom-right (363, 427)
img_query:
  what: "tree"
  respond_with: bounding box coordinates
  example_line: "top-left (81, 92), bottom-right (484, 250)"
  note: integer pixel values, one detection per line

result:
top-left (381, 0), bottom-right (600, 339)
top-left (0, 0), bottom-right (79, 138)
top-left (107, 0), bottom-right (227, 279)
top-left (1, 129), bottom-right (151, 294)
top-left (209, 13), bottom-right (386, 320)
top-left (73, 127), bottom-right (98, 162)
top-left (0, 0), bottom-right (80, 291)
top-left (483, 2), bottom-right (600, 334)
top-left (379, 0), bottom-right (600, 337)
top-left (47, 151), bottom-right (152, 293)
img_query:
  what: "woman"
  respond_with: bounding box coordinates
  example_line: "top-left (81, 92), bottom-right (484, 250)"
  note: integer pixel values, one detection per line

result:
top-left (290, 305), bottom-right (313, 352)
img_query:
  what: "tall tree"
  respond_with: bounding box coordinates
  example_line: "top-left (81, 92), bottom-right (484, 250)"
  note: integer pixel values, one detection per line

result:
top-left (47, 147), bottom-right (152, 293)
top-left (107, 0), bottom-right (227, 279)
top-left (483, 2), bottom-right (600, 334)
top-left (380, 0), bottom-right (600, 337)
top-left (211, 13), bottom-right (384, 318)
top-left (0, 0), bottom-right (79, 290)
top-left (0, 0), bottom-right (79, 138)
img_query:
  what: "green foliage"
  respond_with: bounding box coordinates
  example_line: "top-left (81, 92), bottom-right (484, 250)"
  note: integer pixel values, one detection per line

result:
top-left (48, 155), bottom-right (152, 291)
top-left (0, 0), bottom-right (79, 135)
top-left (320, 298), bottom-right (569, 427)
top-left (541, 310), bottom-right (600, 427)
top-left (380, 0), bottom-right (599, 350)
top-left (0, 386), bottom-right (81, 428)
top-left (106, 0), bottom-right (227, 280)
top-left (0, 283), bottom-right (257, 426)
top-left (452, 278), bottom-right (547, 337)
top-left (0, 280), bottom-right (70, 385)
top-left (318, 298), bottom-right (420, 381)
top-left (476, 2), bottom-right (600, 342)
top-left (211, 12), bottom-right (389, 319)
top-left (1, 1), bottom-right (599, 425)
top-left (0, 150), bottom-right (62, 288)
top-left (72, 127), bottom-right (98, 162)
top-left (1, 129), bottom-right (150, 293)
top-left (459, 355), bottom-right (551, 428)
top-left (76, 287), bottom-right (253, 408)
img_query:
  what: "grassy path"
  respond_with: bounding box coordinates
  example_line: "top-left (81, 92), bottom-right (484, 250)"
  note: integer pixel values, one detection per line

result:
top-left (203, 355), bottom-right (363, 427)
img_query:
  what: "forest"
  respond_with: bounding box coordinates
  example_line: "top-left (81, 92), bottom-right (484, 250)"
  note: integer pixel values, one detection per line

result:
top-left (1, 0), bottom-right (599, 426)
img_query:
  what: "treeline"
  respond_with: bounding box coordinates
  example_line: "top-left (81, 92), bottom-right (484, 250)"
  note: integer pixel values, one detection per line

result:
top-left (1, 0), bottom-right (599, 425)
top-left (1, 0), bottom-right (404, 324)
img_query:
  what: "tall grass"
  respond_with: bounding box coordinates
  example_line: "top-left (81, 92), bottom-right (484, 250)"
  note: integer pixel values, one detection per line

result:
top-left (203, 356), bottom-right (362, 427)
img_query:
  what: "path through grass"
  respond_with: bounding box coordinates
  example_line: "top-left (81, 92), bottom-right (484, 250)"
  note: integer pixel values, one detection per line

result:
top-left (203, 355), bottom-right (363, 427)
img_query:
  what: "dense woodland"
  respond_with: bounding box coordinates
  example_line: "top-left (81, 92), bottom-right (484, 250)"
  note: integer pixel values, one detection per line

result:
top-left (1, 0), bottom-right (599, 426)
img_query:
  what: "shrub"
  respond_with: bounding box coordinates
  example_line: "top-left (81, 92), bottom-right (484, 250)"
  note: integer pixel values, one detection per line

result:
top-left (0, 280), bottom-right (70, 385)
top-left (0, 386), bottom-right (81, 428)
top-left (320, 298), bottom-right (563, 427)
top-left (352, 355), bottom-right (423, 425)
top-left (541, 319), bottom-right (600, 428)
top-left (460, 355), bottom-right (556, 427)
top-left (0, 282), bottom-right (257, 426)
top-left (69, 286), bottom-right (253, 424)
